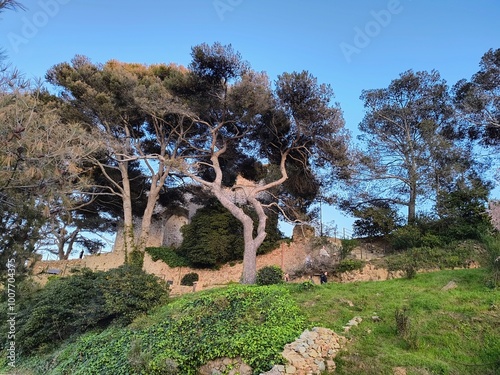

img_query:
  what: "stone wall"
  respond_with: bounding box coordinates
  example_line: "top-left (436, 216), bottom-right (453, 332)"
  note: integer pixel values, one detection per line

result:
top-left (29, 236), bottom-right (324, 292)
top-left (144, 240), bottom-right (315, 295)
top-left (30, 251), bottom-right (126, 285)
top-left (29, 236), bottom-right (407, 293)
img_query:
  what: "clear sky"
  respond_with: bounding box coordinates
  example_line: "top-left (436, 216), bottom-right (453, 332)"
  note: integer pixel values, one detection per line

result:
top-left (1, 0), bottom-right (499, 236)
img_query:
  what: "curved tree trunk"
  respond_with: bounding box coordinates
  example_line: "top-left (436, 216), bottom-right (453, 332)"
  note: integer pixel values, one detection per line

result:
top-left (119, 160), bottom-right (135, 260)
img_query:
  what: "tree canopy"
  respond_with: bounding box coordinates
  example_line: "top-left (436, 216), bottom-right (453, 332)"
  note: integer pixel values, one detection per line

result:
top-left (2, 42), bottom-right (500, 283)
top-left (172, 43), bottom-right (352, 283)
top-left (348, 70), bottom-right (472, 224)
top-left (453, 48), bottom-right (500, 147)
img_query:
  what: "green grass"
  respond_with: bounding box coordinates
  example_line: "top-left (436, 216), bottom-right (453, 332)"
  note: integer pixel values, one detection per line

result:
top-left (288, 268), bottom-right (499, 375)
top-left (2, 268), bottom-right (498, 375)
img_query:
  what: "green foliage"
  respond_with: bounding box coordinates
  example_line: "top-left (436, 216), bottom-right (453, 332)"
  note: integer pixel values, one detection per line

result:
top-left (435, 176), bottom-right (493, 242)
top-left (179, 200), bottom-right (244, 267)
top-left (382, 243), bottom-right (478, 273)
top-left (12, 285), bottom-right (305, 375)
top-left (336, 259), bottom-right (364, 273)
top-left (352, 201), bottom-right (403, 238)
top-left (480, 232), bottom-right (500, 288)
top-left (0, 197), bottom-right (45, 282)
top-left (389, 225), bottom-right (423, 251)
top-left (178, 199), bottom-right (281, 268)
top-left (389, 178), bottom-right (492, 251)
top-left (146, 246), bottom-right (190, 267)
top-left (256, 265), bottom-right (284, 285)
top-left (4, 269), bottom-right (499, 375)
top-left (453, 48), bottom-right (500, 147)
top-left (404, 263), bottom-right (417, 279)
top-left (99, 265), bottom-right (169, 325)
top-left (128, 250), bottom-right (144, 268)
top-left (180, 272), bottom-right (199, 286)
top-left (340, 239), bottom-right (359, 260)
top-left (7, 266), bottom-right (168, 355)
top-left (291, 268), bottom-right (500, 375)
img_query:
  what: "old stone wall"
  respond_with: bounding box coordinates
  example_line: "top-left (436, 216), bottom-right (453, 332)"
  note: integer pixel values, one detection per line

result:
top-left (144, 240), bottom-right (314, 295)
top-left (31, 251), bottom-right (126, 285)
top-left (29, 237), bottom-right (405, 293)
top-left (29, 236), bottom-right (322, 291)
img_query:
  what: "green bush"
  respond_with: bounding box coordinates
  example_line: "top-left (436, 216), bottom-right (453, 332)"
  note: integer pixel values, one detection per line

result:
top-left (389, 225), bottom-right (423, 250)
top-left (146, 246), bottom-right (190, 267)
top-left (352, 201), bottom-right (403, 238)
top-left (128, 250), bottom-right (144, 268)
top-left (180, 272), bottom-right (199, 286)
top-left (11, 266), bottom-right (169, 354)
top-left (340, 239), bottom-right (359, 259)
top-left (481, 233), bottom-right (500, 288)
top-left (420, 233), bottom-right (444, 248)
top-left (177, 199), bottom-right (281, 268)
top-left (100, 265), bottom-right (170, 325)
top-left (256, 265), bottom-right (284, 285)
top-left (336, 259), bottom-right (364, 273)
top-left (383, 243), bottom-right (478, 273)
top-left (24, 285), bottom-right (305, 375)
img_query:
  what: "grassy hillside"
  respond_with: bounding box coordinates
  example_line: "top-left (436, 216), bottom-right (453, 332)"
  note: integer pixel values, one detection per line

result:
top-left (290, 268), bottom-right (499, 374)
top-left (2, 268), bottom-right (499, 375)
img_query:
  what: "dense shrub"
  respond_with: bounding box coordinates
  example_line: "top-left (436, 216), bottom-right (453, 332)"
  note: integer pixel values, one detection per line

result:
top-left (128, 250), bottom-right (145, 268)
top-left (389, 225), bottom-right (423, 251)
top-left (435, 177), bottom-right (493, 242)
top-left (256, 265), bottom-right (284, 285)
top-left (25, 285), bottom-right (305, 375)
top-left (178, 199), bottom-right (281, 268)
top-left (340, 238), bottom-right (359, 259)
top-left (382, 243), bottom-right (478, 273)
top-left (481, 233), bottom-right (500, 288)
top-left (100, 266), bottom-right (169, 325)
top-left (146, 246), bottom-right (190, 267)
top-left (10, 266), bottom-right (169, 354)
top-left (336, 259), bottom-right (364, 273)
top-left (180, 272), bottom-right (199, 286)
top-left (352, 201), bottom-right (403, 238)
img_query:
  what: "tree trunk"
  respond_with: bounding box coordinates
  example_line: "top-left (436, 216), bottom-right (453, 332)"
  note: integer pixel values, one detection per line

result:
top-left (137, 170), bottom-right (169, 254)
top-left (241, 218), bottom-right (258, 284)
top-left (408, 179), bottom-right (417, 225)
top-left (210, 185), bottom-right (268, 284)
top-left (58, 241), bottom-right (66, 260)
top-left (119, 161), bottom-right (135, 259)
top-left (138, 195), bottom-right (156, 253)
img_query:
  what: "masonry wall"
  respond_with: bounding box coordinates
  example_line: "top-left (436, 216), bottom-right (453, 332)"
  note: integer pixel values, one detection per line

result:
top-left (31, 238), bottom-right (317, 294)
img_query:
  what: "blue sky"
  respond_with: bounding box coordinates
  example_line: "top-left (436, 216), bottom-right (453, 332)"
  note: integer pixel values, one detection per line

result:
top-left (1, 0), bottom-right (500, 236)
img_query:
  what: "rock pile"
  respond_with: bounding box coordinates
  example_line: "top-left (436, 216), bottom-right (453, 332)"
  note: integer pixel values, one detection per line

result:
top-left (261, 327), bottom-right (347, 375)
top-left (197, 327), bottom-right (346, 375)
top-left (198, 357), bottom-right (252, 375)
